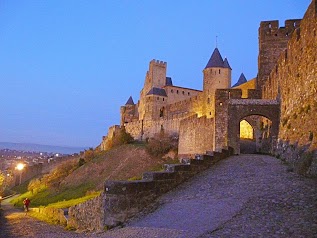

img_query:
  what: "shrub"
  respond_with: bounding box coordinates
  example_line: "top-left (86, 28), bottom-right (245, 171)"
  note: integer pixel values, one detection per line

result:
top-left (78, 158), bottom-right (86, 167)
top-left (41, 159), bottom-right (78, 191)
top-left (27, 178), bottom-right (42, 195)
top-left (112, 127), bottom-right (134, 147)
top-left (146, 131), bottom-right (178, 158)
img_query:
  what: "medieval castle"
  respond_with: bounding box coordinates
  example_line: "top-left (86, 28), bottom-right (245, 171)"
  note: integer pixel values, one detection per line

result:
top-left (100, 0), bottom-right (316, 172)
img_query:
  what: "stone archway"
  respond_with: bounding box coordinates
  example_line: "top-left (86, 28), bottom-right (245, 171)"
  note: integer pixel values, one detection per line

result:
top-left (239, 115), bottom-right (274, 154)
top-left (227, 100), bottom-right (280, 154)
top-left (214, 90), bottom-right (280, 154)
top-left (239, 117), bottom-right (256, 154)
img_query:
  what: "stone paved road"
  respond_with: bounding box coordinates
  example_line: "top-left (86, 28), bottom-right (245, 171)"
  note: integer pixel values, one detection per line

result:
top-left (1, 154), bottom-right (316, 237)
top-left (107, 154), bottom-right (317, 238)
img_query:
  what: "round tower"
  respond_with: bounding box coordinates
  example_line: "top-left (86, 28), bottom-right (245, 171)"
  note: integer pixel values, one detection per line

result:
top-left (203, 47), bottom-right (232, 95)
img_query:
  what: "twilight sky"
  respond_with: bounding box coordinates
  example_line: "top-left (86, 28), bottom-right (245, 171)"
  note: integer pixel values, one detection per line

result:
top-left (0, 0), bottom-right (311, 148)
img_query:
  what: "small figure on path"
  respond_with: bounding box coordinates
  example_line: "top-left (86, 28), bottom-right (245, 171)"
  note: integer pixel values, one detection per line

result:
top-left (23, 197), bottom-right (30, 214)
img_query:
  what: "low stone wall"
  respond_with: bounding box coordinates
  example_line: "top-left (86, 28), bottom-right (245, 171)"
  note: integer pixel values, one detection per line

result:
top-left (30, 206), bottom-right (67, 226)
top-left (58, 148), bottom-right (233, 231)
top-left (274, 140), bottom-right (317, 177)
top-left (103, 148), bottom-right (233, 228)
top-left (67, 195), bottom-right (104, 231)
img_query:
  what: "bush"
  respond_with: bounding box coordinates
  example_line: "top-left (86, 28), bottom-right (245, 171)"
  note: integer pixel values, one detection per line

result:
top-left (112, 127), bottom-right (134, 147)
top-left (78, 158), bottom-right (86, 167)
top-left (105, 127), bottom-right (134, 150)
top-left (28, 178), bottom-right (43, 195)
top-left (41, 159), bottom-right (78, 191)
top-left (83, 149), bottom-right (95, 162)
top-left (146, 131), bottom-right (178, 158)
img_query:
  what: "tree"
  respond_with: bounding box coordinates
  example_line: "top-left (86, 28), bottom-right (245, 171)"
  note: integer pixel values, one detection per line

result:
top-left (112, 127), bottom-right (134, 147)
top-left (27, 178), bottom-right (42, 195)
top-left (0, 171), bottom-right (5, 195)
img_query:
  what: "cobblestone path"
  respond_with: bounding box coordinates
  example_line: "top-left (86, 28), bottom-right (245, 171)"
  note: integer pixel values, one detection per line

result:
top-left (1, 154), bottom-right (316, 237)
top-left (0, 201), bottom-right (89, 238)
top-left (107, 154), bottom-right (317, 238)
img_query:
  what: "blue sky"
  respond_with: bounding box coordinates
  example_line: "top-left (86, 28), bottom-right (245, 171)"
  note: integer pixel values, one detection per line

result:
top-left (0, 0), bottom-right (311, 148)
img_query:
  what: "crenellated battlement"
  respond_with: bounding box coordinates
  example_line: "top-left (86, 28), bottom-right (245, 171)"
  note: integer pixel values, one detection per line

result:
top-left (150, 59), bottom-right (167, 67)
top-left (259, 19), bottom-right (301, 39)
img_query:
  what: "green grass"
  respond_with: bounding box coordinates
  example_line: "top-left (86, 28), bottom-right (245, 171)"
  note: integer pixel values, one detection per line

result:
top-left (28, 210), bottom-right (59, 225)
top-left (47, 191), bottom-right (101, 209)
top-left (11, 182), bottom-right (100, 208)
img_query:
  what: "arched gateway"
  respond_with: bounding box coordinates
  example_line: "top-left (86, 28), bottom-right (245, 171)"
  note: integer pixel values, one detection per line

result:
top-left (214, 89), bottom-right (280, 154)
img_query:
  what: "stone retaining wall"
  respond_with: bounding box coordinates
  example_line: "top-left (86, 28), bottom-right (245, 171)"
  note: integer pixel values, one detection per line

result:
top-left (30, 206), bottom-right (67, 226)
top-left (68, 195), bottom-right (104, 231)
top-left (103, 148), bottom-right (233, 228)
top-left (57, 148), bottom-right (233, 231)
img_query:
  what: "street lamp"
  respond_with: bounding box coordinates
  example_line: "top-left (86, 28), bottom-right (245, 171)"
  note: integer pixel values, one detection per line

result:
top-left (16, 163), bottom-right (25, 185)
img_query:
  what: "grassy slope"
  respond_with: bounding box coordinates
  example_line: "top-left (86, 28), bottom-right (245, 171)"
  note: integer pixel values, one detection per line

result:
top-left (11, 143), bottom-right (177, 208)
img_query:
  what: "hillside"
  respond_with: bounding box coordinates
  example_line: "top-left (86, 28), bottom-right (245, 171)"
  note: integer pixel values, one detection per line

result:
top-left (61, 144), bottom-right (176, 191)
top-left (11, 143), bottom-right (178, 207)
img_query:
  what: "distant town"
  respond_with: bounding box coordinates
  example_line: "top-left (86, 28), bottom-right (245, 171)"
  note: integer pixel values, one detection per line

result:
top-left (0, 148), bottom-right (79, 188)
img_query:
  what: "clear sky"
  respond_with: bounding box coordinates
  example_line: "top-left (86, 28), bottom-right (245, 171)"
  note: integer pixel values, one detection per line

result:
top-left (0, 0), bottom-right (311, 148)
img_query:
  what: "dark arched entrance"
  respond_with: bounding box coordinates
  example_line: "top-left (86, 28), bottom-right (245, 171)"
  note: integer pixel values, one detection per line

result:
top-left (239, 115), bottom-right (274, 154)
top-left (227, 100), bottom-right (280, 154)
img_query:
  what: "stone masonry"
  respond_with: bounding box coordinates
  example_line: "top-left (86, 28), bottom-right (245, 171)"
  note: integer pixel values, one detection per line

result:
top-left (100, 1), bottom-right (317, 169)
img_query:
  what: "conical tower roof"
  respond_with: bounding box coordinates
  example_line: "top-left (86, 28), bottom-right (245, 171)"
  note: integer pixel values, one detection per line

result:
top-left (223, 58), bottom-right (232, 69)
top-left (205, 48), bottom-right (224, 69)
top-left (232, 73), bottom-right (247, 87)
top-left (125, 96), bottom-right (134, 105)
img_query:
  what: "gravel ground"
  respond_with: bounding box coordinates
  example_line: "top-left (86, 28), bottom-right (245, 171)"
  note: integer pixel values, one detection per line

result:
top-left (1, 154), bottom-right (316, 238)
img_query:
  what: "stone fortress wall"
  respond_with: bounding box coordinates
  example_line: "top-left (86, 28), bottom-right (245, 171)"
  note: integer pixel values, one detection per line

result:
top-left (100, 0), bottom-right (317, 171)
top-left (262, 0), bottom-right (317, 175)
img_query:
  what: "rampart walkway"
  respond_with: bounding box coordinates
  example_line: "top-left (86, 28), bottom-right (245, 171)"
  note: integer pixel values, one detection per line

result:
top-left (0, 154), bottom-right (316, 237)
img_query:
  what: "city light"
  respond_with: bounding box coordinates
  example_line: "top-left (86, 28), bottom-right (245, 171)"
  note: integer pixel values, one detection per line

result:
top-left (16, 163), bottom-right (25, 171)
top-left (15, 163), bottom-right (25, 185)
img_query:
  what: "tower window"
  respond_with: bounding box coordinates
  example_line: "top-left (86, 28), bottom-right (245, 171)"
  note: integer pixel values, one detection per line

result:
top-left (171, 89), bottom-right (173, 93)
top-left (157, 97), bottom-right (159, 100)
top-left (177, 90), bottom-right (179, 94)
top-left (188, 92), bottom-right (190, 95)
top-left (207, 98), bottom-right (210, 104)
top-left (182, 91), bottom-right (185, 95)
top-left (219, 69), bottom-right (221, 74)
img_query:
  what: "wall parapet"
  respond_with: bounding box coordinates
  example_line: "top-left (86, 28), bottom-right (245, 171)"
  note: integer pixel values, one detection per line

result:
top-left (103, 148), bottom-right (233, 228)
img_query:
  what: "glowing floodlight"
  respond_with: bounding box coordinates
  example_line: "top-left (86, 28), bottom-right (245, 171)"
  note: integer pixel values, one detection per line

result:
top-left (16, 163), bottom-right (25, 171)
